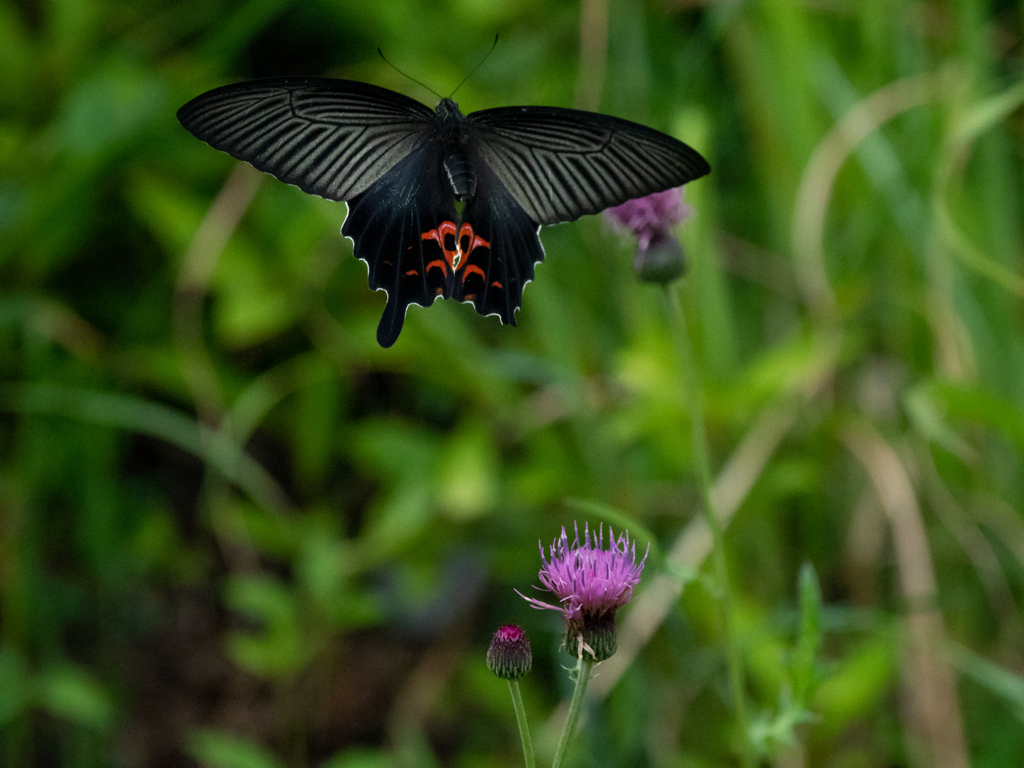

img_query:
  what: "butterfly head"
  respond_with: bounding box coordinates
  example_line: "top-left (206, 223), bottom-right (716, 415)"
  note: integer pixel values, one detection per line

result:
top-left (435, 98), bottom-right (466, 133)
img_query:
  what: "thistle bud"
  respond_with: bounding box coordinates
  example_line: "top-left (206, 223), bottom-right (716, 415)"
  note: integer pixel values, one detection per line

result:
top-left (487, 625), bottom-right (533, 680)
top-left (634, 232), bottom-right (686, 284)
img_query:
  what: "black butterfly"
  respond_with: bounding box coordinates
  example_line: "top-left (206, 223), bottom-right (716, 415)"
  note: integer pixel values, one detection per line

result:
top-left (177, 78), bottom-right (710, 347)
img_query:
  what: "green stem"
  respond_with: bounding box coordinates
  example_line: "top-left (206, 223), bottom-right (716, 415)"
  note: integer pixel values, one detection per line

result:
top-left (507, 679), bottom-right (536, 768)
top-left (551, 657), bottom-right (594, 768)
top-left (663, 286), bottom-right (753, 768)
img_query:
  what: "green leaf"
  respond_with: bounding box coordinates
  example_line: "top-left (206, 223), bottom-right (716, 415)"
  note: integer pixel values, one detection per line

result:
top-left (320, 747), bottom-right (394, 768)
top-left (0, 646), bottom-right (32, 726)
top-left (35, 665), bottom-right (115, 731)
top-left (942, 641), bottom-right (1024, 723)
top-left (904, 383), bottom-right (978, 460)
top-left (187, 728), bottom-right (286, 768)
top-left (437, 421), bottom-right (499, 521)
top-left (792, 562), bottom-right (823, 705)
top-left (224, 575), bottom-right (307, 677)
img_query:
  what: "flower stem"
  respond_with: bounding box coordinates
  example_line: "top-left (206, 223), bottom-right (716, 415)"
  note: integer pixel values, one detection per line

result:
top-left (663, 286), bottom-right (754, 768)
top-left (551, 657), bottom-right (593, 768)
top-left (507, 679), bottom-right (536, 768)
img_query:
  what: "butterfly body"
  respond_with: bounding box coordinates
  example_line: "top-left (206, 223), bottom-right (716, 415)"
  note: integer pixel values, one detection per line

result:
top-left (178, 78), bottom-right (710, 346)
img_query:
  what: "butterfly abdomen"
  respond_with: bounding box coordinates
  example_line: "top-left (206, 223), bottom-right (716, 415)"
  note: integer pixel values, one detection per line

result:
top-left (443, 149), bottom-right (476, 201)
top-left (434, 98), bottom-right (476, 202)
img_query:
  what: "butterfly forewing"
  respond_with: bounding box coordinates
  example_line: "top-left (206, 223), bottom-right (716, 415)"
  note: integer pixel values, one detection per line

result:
top-left (467, 107), bottom-right (710, 225)
top-left (177, 78), bottom-right (435, 201)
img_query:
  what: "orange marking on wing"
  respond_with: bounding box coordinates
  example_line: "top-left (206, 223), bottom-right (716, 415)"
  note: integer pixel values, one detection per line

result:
top-left (461, 264), bottom-right (486, 283)
top-left (453, 224), bottom-right (492, 282)
top-left (491, 281), bottom-right (503, 289)
top-left (405, 269), bottom-right (419, 276)
top-left (425, 259), bottom-right (448, 275)
top-left (424, 222), bottom-right (492, 280)
top-left (421, 221), bottom-right (459, 268)
top-left (456, 224), bottom-right (491, 260)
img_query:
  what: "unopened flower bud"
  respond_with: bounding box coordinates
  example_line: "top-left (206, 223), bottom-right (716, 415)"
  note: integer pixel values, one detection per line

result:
top-left (487, 625), bottom-right (533, 680)
top-left (634, 231), bottom-right (686, 284)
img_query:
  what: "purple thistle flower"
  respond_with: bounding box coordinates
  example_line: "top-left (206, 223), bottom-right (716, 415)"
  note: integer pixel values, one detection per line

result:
top-left (518, 522), bottom-right (648, 661)
top-left (604, 187), bottom-right (692, 284)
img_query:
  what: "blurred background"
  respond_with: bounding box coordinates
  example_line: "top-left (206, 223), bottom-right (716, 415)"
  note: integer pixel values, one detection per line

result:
top-left (2, 0), bottom-right (1024, 766)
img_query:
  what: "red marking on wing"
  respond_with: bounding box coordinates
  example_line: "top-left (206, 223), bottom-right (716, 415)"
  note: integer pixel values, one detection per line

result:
top-left (457, 223), bottom-right (491, 258)
top-left (462, 264), bottom-right (486, 281)
top-left (453, 224), bottom-right (491, 288)
top-left (420, 222), bottom-right (492, 288)
top-left (421, 221), bottom-right (459, 270)
top-left (405, 269), bottom-right (419, 276)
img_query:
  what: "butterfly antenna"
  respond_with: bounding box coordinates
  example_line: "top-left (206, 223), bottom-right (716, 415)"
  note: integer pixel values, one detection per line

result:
top-left (449, 33), bottom-right (499, 98)
top-left (377, 47), bottom-right (441, 100)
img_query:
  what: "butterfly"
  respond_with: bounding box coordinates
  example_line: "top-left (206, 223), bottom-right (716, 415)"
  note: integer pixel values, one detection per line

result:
top-left (177, 78), bottom-right (710, 347)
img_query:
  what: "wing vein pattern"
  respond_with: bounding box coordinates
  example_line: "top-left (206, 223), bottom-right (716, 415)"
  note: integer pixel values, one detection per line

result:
top-left (177, 78), bottom-right (435, 201)
top-left (468, 106), bottom-right (710, 225)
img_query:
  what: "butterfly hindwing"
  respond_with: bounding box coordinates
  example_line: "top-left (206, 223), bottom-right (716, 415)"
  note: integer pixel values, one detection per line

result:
top-left (453, 162), bottom-right (544, 326)
top-left (342, 144), bottom-right (458, 347)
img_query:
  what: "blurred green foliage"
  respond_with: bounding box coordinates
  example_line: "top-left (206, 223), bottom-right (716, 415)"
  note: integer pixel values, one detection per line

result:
top-left (2, 0), bottom-right (1024, 766)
